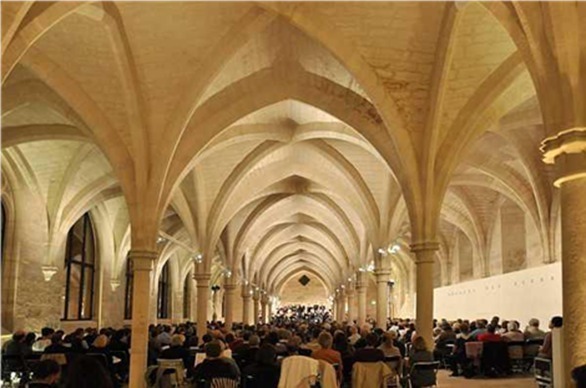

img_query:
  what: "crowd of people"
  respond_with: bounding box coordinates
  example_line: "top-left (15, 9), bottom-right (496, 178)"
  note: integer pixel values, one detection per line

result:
top-left (3, 312), bottom-right (585, 388)
top-left (273, 304), bottom-right (331, 325)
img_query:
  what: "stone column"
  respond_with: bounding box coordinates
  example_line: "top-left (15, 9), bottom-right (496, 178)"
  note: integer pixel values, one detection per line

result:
top-left (411, 241), bottom-right (439, 348)
top-left (542, 128), bottom-right (586, 381)
top-left (224, 283), bottom-right (237, 330)
top-left (267, 296), bottom-right (273, 323)
top-left (346, 283), bottom-right (356, 323)
top-left (388, 281), bottom-right (395, 321)
top-left (194, 273), bottom-right (210, 344)
top-left (375, 269), bottom-right (391, 329)
top-left (241, 284), bottom-right (252, 325)
top-left (260, 294), bottom-right (269, 324)
top-left (356, 272), bottom-right (367, 325)
top-left (128, 250), bottom-right (157, 388)
top-left (253, 289), bottom-right (260, 325)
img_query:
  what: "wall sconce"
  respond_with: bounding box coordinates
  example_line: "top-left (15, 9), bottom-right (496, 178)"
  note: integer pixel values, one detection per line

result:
top-left (110, 279), bottom-right (121, 291)
top-left (41, 266), bottom-right (58, 282)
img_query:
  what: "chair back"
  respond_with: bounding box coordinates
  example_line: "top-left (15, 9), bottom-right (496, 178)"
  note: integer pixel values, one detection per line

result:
top-left (86, 352), bottom-right (109, 370)
top-left (409, 361), bottom-right (439, 387)
top-left (157, 358), bottom-right (186, 386)
top-left (352, 361), bottom-right (392, 388)
top-left (210, 378), bottom-right (238, 388)
top-left (534, 357), bottom-right (553, 386)
top-left (465, 341), bottom-right (483, 359)
top-left (506, 341), bottom-right (525, 360)
top-left (525, 338), bottom-right (544, 358)
top-left (40, 353), bottom-right (67, 366)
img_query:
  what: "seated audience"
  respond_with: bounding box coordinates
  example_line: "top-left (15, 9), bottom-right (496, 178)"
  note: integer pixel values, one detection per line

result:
top-left (27, 359), bottom-right (61, 388)
top-left (502, 321), bottom-right (524, 342)
top-left (242, 344), bottom-right (281, 388)
top-left (65, 355), bottom-right (114, 388)
top-left (33, 328), bottom-right (55, 353)
top-left (539, 316), bottom-right (563, 359)
top-left (378, 331), bottom-right (401, 358)
top-left (525, 318), bottom-right (546, 339)
top-left (406, 336), bottom-right (435, 387)
top-left (44, 333), bottom-right (70, 354)
top-left (354, 333), bottom-right (385, 362)
top-left (193, 341), bottom-right (240, 381)
top-left (159, 334), bottom-right (190, 369)
top-left (312, 331), bottom-right (342, 380)
top-left (477, 325), bottom-right (502, 342)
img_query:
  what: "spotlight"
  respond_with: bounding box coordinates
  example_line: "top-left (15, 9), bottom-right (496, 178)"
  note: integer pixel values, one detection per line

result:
top-left (388, 244), bottom-right (401, 254)
top-left (156, 236), bottom-right (167, 244)
top-left (193, 253), bottom-right (203, 264)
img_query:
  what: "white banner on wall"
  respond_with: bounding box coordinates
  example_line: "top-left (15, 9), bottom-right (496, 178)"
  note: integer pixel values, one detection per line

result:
top-left (433, 262), bottom-right (562, 328)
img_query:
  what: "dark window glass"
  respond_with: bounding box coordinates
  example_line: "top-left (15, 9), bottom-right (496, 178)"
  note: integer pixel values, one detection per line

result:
top-left (124, 257), bottom-right (133, 320)
top-left (157, 262), bottom-right (170, 319)
top-left (63, 213), bottom-right (96, 320)
top-left (183, 273), bottom-right (191, 319)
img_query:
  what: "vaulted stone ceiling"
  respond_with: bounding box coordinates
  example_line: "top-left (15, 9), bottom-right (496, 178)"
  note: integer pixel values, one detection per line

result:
top-left (3, 1), bottom-right (577, 298)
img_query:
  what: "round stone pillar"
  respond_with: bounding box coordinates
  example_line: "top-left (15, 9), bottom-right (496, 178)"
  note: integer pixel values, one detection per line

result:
top-left (375, 270), bottom-right (391, 329)
top-left (356, 272), bottom-right (367, 325)
top-left (260, 294), bottom-right (269, 324)
top-left (252, 289), bottom-right (260, 325)
top-left (194, 273), bottom-right (210, 344)
top-left (346, 283), bottom-right (356, 323)
top-left (241, 284), bottom-right (252, 325)
top-left (542, 128), bottom-right (586, 381)
top-left (411, 241), bottom-right (439, 348)
top-left (223, 283), bottom-right (237, 330)
top-left (128, 250), bottom-right (157, 388)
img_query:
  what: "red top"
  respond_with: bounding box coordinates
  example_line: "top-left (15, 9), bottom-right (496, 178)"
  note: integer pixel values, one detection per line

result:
top-left (478, 332), bottom-right (502, 342)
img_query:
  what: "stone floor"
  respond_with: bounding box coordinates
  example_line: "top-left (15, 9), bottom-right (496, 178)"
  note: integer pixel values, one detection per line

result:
top-left (436, 370), bottom-right (535, 387)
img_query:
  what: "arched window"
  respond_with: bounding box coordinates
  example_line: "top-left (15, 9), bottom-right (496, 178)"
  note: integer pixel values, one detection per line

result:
top-left (183, 273), bottom-right (191, 319)
top-left (124, 257), bottom-right (133, 320)
top-left (157, 262), bottom-right (170, 319)
top-left (63, 213), bottom-right (96, 320)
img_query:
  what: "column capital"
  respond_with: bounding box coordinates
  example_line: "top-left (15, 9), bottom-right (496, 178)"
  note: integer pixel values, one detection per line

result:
top-left (241, 284), bottom-right (252, 298)
top-left (194, 273), bottom-right (211, 285)
top-left (541, 127), bottom-right (586, 187)
top-left (374, 269), bottom-right (392, 278)
top-left (128, 250), bottom-right (158, 270)
top-left (223, 283), bottom-right (237, 292)
top-left (260, 294), bottom-right (269, 304)
top-left (410, 241), bottom-right (440, 253)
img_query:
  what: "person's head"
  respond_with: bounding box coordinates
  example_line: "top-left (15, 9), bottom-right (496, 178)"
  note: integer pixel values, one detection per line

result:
top-left (529, 318), bottom-right (540, 328)
top-left (32, 359), bottom-right (60, 384)
top-left (383, 331), bottom-right (396, 346)
top-left (460, 322), bottom-right (470, 334)
top-left (92, 334), bottom-right (109, 348)
top-left (365, 333), bottom-right (379, 347)
top-left (51, 333), bottom-right (63, 345)
top-left (202, 334), bottom-right (213, 344)
top-left (486, 325), bottom-right (496, 334)
top-left (25, 332), bottom-right (37, 345)
top-left (204, 341), bottom-right (222, 359)
top-left (41, 327), bottom-right (55, 338)
top-left (66, 355), bottom-right (113, 388)
top-left (171, 334), bottom-right (185, 347)
top-left (476, 320), bottom-right (487, 329)
top-left (249, 334), bottom-right (260, 347)
top-left (507, 321), bottom-right (519, 332)
top-left (349, 326), bottom-right (357, 335)
top-left (412, 336), bottom-right (428, 352)
top-left (256, 344), bottom-right (277, 365)
top-left (318, 332), bottom-right (333, 349)
top-left (550, 316), bottom-right (563, 329)
top-left (12, 330), bottom-right (26, 342)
